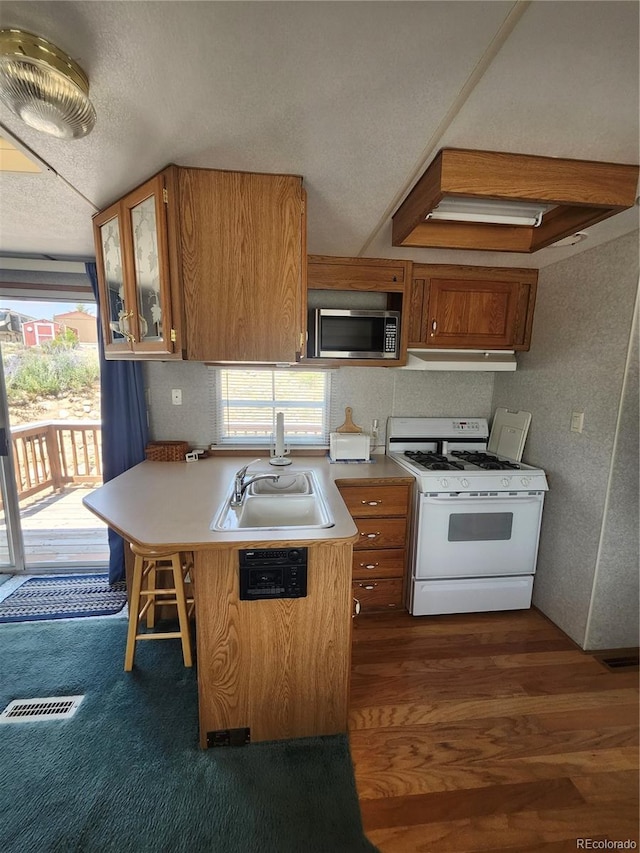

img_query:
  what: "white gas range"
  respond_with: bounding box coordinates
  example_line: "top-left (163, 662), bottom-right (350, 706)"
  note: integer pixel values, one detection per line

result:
top-left (386, 417), bottom-right (548, 616)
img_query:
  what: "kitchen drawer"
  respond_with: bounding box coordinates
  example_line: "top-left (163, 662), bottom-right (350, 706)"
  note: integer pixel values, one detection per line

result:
top-left (352, 548), bottom-right (405, 580)
top-left (339, 485), bottom-right (410, 518)
top-left (353, 578), bottom-right (404, 611)
top-left (353, 516), bottom-right (407, 549)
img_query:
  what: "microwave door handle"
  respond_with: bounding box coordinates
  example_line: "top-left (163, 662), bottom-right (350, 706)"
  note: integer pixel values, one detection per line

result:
top-left (314, 309), bottom-right (321, 358)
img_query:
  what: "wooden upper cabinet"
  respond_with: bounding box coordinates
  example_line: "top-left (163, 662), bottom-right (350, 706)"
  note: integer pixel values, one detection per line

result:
top-left (93, 166), bottom-right (306, 362)
top-left (307, 256), bottom-right (408, 292)
top-left (93, 174), bottom-right (176, 358)
top-left (409, 264), bottom-right (538, 351)
top-left (176, 168), bottom-right (305, 363)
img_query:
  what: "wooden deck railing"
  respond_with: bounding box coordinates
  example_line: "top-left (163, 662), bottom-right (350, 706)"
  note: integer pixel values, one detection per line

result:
top-left (10, 421), bottom-right (102, 500)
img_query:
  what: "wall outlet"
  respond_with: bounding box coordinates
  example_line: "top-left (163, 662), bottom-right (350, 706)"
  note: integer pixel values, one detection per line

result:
top-left (171, 389), bottom-right (182, 406)
top-left (570, 411), bottom-right (584, 433)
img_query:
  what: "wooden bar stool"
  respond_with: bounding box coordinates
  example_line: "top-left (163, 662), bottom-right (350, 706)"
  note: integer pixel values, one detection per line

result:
top-left (125, 543), bottom-right (195, 671)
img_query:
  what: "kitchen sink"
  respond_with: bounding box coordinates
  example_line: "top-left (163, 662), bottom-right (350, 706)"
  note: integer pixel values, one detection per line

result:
top-left (247, 471), bottom-right (313, 496)
top-left (210, 470), bottom-right (335, 531)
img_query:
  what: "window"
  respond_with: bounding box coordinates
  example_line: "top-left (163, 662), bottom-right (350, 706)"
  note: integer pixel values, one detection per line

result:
top-left (212, 369), bottom-right (330, 446)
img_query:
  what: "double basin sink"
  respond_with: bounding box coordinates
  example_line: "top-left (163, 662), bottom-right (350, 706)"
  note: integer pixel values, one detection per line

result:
top-left (211, 470), bottom-right (335, 531)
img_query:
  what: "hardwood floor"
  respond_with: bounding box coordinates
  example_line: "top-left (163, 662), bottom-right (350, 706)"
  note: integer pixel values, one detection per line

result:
top-left (349, 608), bottom-right (639, 852)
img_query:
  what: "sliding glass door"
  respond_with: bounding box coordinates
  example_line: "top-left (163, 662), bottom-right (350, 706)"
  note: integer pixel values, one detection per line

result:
top-left (0, 298), bottom-right (109, 572)
top-left (0, 355), bottom-right (23, 571)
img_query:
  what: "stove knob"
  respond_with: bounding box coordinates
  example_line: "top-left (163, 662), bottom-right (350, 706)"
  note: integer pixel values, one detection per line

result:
top-left (439, 478), bottom-right (449, 489)
top-left (520, 476), bottom-right (531, 487)
top-left (501, 477), bottom-right (511, 488)
top-left (459, 478), bottom-right (469, 488)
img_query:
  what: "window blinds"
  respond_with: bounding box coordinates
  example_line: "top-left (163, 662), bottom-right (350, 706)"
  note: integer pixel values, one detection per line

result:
top-left (211, 368), bottom-right (331, 446)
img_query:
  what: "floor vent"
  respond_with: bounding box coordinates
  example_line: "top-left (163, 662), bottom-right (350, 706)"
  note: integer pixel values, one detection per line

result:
top-left (595, 654), bottom-right (639, 672)
top-left (0, 695), bottom-right (85, 723)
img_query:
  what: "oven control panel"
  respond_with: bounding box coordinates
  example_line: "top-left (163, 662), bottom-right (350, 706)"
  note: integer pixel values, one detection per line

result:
top-left (451, 420), bottom-right (484, 433)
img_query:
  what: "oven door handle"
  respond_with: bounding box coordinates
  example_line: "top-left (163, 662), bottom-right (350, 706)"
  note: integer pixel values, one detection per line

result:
top-left (421, 493), bottom-right (543, 505)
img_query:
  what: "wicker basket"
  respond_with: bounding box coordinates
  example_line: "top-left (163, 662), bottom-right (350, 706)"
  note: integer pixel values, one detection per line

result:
top-left (145, 441), bottom-right (190, 462)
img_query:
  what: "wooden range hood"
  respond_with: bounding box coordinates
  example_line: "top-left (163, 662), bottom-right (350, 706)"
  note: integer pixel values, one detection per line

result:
top-left (392, 148), bottom-right (639, 253)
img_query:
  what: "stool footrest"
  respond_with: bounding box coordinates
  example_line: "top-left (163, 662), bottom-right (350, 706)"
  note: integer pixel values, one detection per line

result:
top-left (135, 631), bottom-right (184, 640)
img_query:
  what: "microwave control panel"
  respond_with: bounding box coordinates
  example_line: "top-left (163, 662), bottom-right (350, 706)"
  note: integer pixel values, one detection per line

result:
top-left (384, 319), bottom-right (398, 353)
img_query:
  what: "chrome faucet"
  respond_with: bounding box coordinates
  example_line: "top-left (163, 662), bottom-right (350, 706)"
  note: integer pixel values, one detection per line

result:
top-left (230, 460), bottom-right (280, 506)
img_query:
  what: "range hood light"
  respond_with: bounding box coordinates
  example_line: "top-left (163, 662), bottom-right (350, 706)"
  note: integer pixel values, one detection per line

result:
top-left (426, 196), bottom-right (553, 228)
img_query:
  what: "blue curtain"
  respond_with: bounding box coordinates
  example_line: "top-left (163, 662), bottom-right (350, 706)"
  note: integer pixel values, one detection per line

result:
top-left (86, 262), bottom-right (148, 583)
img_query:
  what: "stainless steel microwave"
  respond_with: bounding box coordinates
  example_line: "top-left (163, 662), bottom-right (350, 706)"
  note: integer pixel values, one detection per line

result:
top-left (309, 308), bottom-right (400, 359)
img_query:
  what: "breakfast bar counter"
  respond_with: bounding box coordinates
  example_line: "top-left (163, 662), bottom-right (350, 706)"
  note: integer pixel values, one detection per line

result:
top-left (82, 454), bottom-right (409, 549)
top-left (83, 454), bottom-right (412, 745)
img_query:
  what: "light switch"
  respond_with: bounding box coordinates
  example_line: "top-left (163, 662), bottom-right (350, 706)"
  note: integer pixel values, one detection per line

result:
top-left (171, 389), bottom-right (182, 406)
top-left (570, 411), bottom-right (584, 433)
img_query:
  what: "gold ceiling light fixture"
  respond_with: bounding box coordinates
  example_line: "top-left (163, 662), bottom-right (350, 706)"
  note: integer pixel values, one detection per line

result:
top-left (0, 29), bottom-right (96, 139)
top-left (392, 149), bottom-right (639, 253)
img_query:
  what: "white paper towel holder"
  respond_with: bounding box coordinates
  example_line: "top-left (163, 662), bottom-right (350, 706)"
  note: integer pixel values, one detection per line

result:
top-left (270, 412), bottom-right (292, 466)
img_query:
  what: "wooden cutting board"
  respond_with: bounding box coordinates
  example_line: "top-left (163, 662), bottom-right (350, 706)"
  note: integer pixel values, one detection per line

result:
top-left (335, 407), bottom-right (363, 433)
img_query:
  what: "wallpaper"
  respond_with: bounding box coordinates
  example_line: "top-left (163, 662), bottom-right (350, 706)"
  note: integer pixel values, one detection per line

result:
top-left (585, 296), bottom-right (639, 649)
top-left (143, 360), bottom-right (496, 452)
top-left (493, 231), bottom-right (639, 649)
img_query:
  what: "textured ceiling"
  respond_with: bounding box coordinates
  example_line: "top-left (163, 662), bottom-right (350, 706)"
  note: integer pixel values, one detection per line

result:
top-left (0, 1), bottom-right (638, 270)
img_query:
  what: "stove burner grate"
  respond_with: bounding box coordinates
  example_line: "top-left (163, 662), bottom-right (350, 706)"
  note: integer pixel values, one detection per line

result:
top-left (450, 451), bottom-right (520, 470)
top-left (404, 451), bottom-right (465, 471)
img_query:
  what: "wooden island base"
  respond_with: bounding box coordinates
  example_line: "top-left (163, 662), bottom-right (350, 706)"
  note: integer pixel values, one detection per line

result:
top-left (193, 541), bottom-right (353, 746)
top-left (82, 455), bottom-right (413, 747)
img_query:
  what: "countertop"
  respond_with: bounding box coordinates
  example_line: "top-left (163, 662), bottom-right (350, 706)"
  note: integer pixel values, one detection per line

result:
top-left (83, 453), bottom-right (413, 550)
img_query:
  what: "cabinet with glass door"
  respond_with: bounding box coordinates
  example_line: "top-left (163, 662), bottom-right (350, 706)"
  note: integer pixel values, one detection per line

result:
top-left (93, 173), bottom-right (179, 359)
top-left (93, 165), bottom-right (306, 363)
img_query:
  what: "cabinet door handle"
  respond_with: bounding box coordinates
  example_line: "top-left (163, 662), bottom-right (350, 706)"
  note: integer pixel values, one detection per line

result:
top-left (360, 532), bottom-right (381, 539)
top-left (359, 562), bottom-right (379, 569)
top-left (431, 319), bottom-right (437, 334)
top-left (352, 597), bottom-right (361, 618)
top-left (358, 583), bottom-right (378, 590)
top-left (361, 499), bottom-right (382, 506)
top-left (118, 311), bottom-right (136, 343)
top-left (137, 314), bottom-right (148, 339)
top-left (118, 310), bottom-right (134, 333)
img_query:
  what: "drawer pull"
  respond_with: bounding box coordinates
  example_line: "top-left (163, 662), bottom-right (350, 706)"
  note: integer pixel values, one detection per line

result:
top-left (360, 532), bottom-right (380, 539)
top-left (360, 562), bottom-right (379, 569)
top-left (361, 500), bottom-right (382, 506)
top-left (358, 583), bottom-right (378, 590)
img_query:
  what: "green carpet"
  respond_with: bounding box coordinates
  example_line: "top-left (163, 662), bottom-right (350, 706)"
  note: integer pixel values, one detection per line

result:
top-left (0, 618), bottom-right (378, 853)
